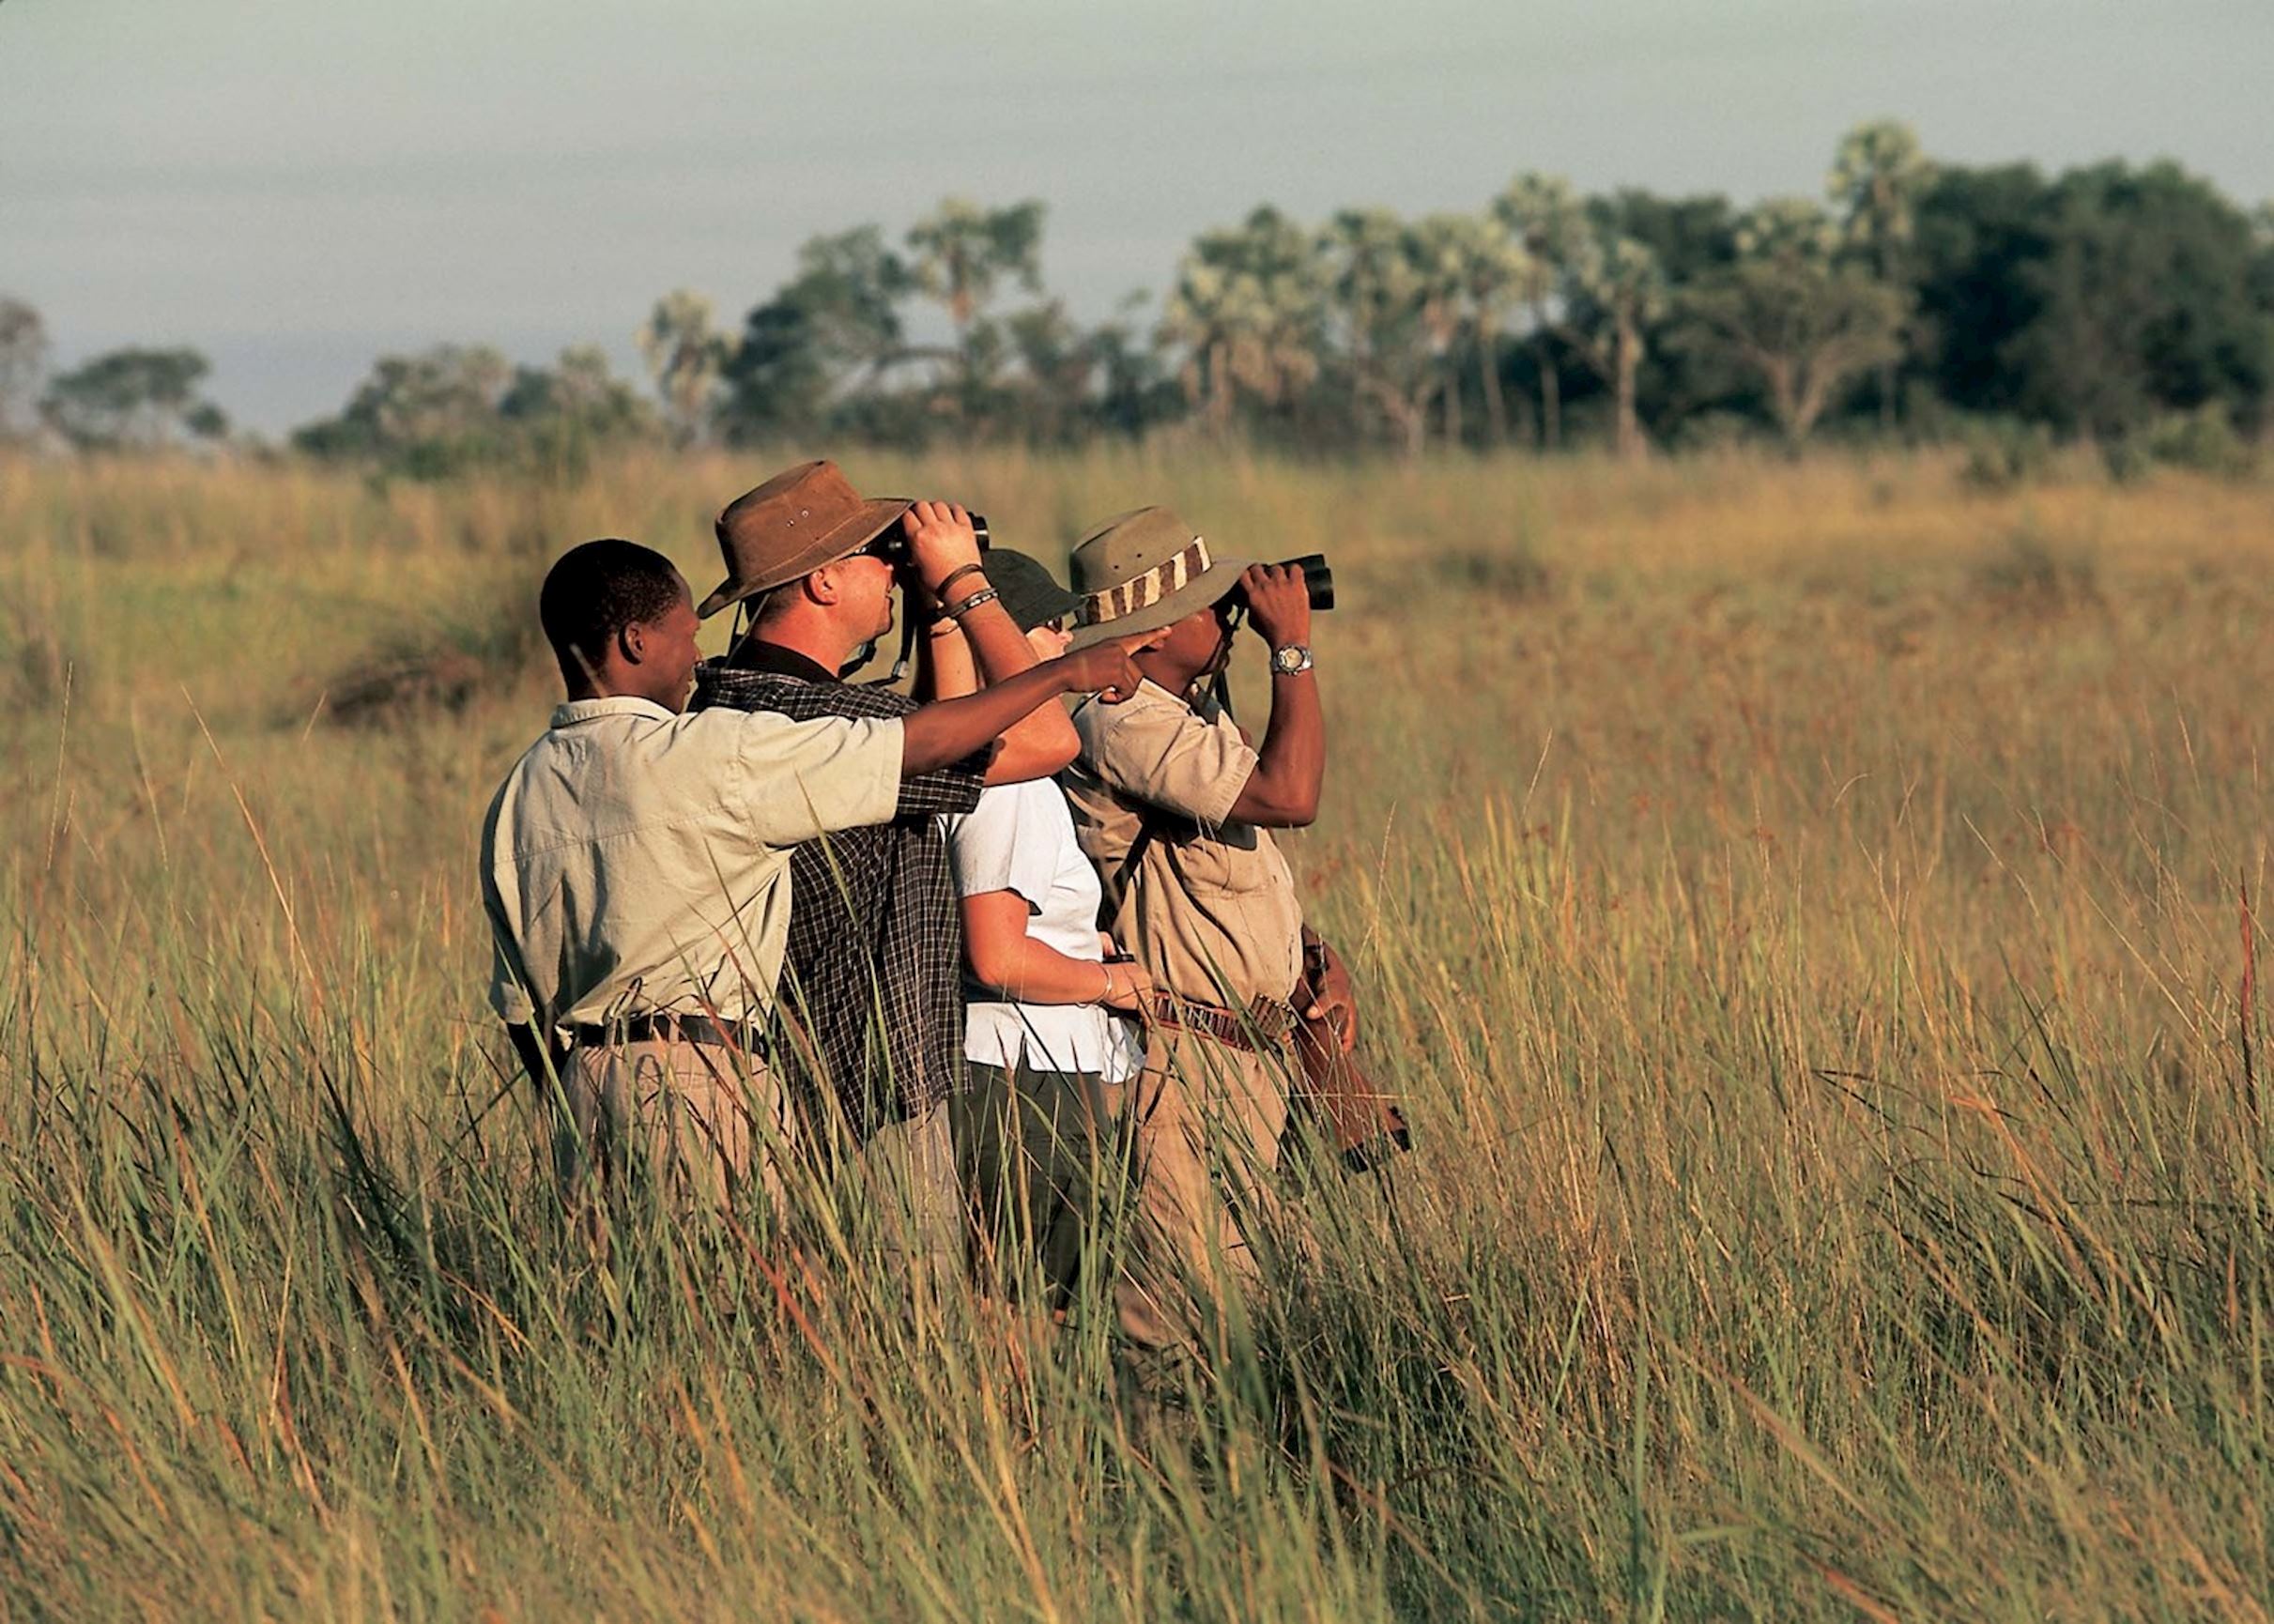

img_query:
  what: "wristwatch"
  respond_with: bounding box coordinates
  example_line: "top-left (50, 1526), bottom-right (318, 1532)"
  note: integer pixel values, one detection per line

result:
top-left (1269, 644), bottom-right (1314, 677)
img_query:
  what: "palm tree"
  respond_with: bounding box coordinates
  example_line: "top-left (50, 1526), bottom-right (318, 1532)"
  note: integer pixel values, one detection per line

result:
top-left (1734, 197), bottom-right (1839, 264)
top-left (904, 198), bottom-right (1047, 362)
top-left (1494, 173), bottom-right (1588, 450)
top-left (1426, 214), bottom-right (1530, 448)
top-left (1160, 207), bottom-right (1326, 433)
top-left (1827, 119), bottom-right (1934, 427)
top-left (637, 289), bottom-right (725, 445)
top-left (1319, 208), bottom-right (1437, 454)
top-left (1565, 236), bottom-right (1668, 459)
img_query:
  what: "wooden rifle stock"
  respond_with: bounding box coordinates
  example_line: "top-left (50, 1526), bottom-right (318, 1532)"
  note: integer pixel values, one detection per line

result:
top-left (1289, 951), bottom-right (1411, 1172)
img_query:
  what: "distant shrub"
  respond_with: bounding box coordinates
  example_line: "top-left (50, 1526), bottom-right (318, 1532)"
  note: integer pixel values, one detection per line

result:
top-left (1430, 543), bottom-right (1553, 602)
top-left (1958, 417), bottom-right (2056, 491)
top-left (1971, 523), bottom-right (2099, 610)
top-left (2142, 405), bottom-right (2257, 478)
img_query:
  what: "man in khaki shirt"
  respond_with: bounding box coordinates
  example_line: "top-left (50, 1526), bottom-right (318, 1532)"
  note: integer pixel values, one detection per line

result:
top-left (483, 538), bottom-right (1142, 1208)
top-left (1062, 506), bottom-right (1352, 1355)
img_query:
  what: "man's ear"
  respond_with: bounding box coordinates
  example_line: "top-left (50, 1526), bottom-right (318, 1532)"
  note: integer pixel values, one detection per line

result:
top-left (618, 619), bottom-right (648, 666)
top-left (804, 566), bottom-right (841, 608)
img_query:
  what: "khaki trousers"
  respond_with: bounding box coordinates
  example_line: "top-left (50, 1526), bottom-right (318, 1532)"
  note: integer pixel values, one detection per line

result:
top-left (1106, 1024), bottom-right (1291, 1353)
top-left (556, 1037), bottom-right (959, 1290)
top-left (557, 1036), bottom-right (786, 1209)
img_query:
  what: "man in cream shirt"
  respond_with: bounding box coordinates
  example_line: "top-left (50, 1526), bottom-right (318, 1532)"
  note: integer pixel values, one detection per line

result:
top-left (483, 537), bottom-right (1143, 1207)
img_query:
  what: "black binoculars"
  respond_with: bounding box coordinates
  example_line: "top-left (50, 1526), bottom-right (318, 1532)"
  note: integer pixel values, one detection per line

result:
top-left (1228, 553), bottom-right (1334, 614)
top-left (865, 511), bottom-right (991, 567)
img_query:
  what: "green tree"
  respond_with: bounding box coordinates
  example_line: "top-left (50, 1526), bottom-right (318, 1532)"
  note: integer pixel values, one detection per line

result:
top-left (41, 347), bottom-right (227, 451)
top-left (1671, 262), bottom-right (1905, 450)
top-left (1734, 196), bottom-right (1839, 263)
top-left (1498, 175), bottom-right (1669, 456)
top-left (1908, 161), bottom-right (2055, 416)
top-left (2007, 161), bottom-right (2274, 437)
top-left (638, 290), bottom-right (726, 445)
top-left (1406, 212), bottom-right (1529, 448)
top-left (717, 227), bottom-right (912, 443)
top-left (1673, 197), bottom-right (1903, 449)
top-left (1159, 207), bottom-right (1327, 433)
top-left (295, 344), bottom-right (648, 474)
top-left (1494, 173), bottom-right (1587, 448)
top-left (1317, 208), bottom-right (1442, 455)
top-left (1443, 215), bottom-right (1532, 446)
top-left (0, 298), bottom-right (48, 441)
top-left (904, 198), bottom-right (1046, 393)
top-left (1828, 119), bottom-right (1934, 427)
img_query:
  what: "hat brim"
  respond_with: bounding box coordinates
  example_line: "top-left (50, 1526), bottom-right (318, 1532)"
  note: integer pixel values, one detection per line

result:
top-left (1066, 558), bottom-right (1252, 651)
top-left (697, 497), bottom-right (913, 620)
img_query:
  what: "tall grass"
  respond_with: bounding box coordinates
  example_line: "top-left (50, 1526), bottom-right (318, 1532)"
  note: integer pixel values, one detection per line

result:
top-left (4, 445), bottom-right (2273, 1617)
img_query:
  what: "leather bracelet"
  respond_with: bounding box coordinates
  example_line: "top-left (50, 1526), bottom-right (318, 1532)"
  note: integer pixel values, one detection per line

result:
top-left (935, 562), bottom-right (988, 603)
top-left (946, 587), bottom-right (1000, 620)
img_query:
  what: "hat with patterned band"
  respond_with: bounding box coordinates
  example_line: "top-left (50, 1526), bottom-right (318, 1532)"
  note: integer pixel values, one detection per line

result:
top-left (1065, 505), bottom-right (1252, 650)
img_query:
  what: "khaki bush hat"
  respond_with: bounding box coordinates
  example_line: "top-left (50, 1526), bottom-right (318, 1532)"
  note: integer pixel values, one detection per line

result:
top-left (699, 460), bottom-right (911, 620)
top-left (1066, 505), bottom-right (1251, 650)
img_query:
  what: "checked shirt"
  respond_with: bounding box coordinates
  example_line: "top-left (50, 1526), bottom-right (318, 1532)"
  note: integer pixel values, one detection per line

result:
top-left (692, 645), bottom-right (987, 1131)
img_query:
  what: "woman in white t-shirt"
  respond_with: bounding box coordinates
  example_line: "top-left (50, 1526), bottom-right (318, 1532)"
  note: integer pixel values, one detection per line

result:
top-left (939, 551), bottom-right (1155, 1303)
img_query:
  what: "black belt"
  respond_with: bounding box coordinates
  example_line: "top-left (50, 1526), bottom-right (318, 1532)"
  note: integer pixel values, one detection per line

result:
top-left (567, 1012), bottom-right (763, 1051)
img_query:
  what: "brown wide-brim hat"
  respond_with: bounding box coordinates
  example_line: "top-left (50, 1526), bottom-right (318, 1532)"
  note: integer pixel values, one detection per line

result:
top-left (698, 460), bottom-right (911, 620)
top-left (1065, 505), bottom-right (1252, 651)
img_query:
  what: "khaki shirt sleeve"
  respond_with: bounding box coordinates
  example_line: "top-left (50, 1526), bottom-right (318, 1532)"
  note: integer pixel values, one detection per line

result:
top-left (1079, 694), bottom-right (1255, 828)
top-left (731, 711), bottom-right (905, 846)
top-left (479, 790), bottom-right (537, 1025)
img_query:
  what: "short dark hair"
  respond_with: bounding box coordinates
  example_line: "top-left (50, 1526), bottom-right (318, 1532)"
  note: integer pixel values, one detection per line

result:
top-left (538, 539), bottom-right (685, 688)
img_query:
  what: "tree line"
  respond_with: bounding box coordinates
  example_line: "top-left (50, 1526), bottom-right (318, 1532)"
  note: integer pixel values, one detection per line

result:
top-left (5, 121), bottom-right (2271, 471)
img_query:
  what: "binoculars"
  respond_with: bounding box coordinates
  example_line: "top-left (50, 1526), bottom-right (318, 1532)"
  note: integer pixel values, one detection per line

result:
top-left (1230, 553), bottom-right (1335, 614)
top-left (868, 511), bottom-right (991, 567)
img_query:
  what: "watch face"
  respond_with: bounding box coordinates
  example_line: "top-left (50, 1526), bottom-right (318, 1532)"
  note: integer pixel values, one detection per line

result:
top-left (1273, 644), bottom-right (1311, 675)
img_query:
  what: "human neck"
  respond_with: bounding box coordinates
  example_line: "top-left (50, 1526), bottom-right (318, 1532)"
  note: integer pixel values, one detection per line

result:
top-left (566, 671), bottom-right (669, 708)
top-left (745, 610), bottom-right (859, 675)
top-left (1134, 652), bottom-right (1201, 701)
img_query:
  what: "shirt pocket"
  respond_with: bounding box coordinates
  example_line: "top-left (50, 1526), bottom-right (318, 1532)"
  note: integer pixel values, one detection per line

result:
top-left (1157, 820), bottom-right (1277, 899)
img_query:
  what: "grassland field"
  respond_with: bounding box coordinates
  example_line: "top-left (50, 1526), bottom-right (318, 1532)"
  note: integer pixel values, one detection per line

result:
top-left (3, 444), bottom-right (2274, 1620)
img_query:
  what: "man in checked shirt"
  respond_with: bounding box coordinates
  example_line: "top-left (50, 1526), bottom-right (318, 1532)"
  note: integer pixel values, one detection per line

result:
top-left (690, 460), bottom-right (1116, 1287)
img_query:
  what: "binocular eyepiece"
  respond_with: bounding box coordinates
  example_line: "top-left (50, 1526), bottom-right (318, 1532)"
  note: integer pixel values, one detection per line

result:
top-left (1229, 553), bottom-right (1335, 614)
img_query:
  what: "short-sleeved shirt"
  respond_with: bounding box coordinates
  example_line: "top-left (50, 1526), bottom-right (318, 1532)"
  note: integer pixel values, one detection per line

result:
top-left (481, 695), bottom-right (903, 1033)
top-left (1063, 679), bottom-right (1304, 1011)
top-left (945, 778), bottom-right (1145, 1082)
top-left (692, 645), bottom-right (988, 1127)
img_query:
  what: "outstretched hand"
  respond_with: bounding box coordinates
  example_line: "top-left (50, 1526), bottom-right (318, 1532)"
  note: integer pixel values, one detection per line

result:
top-left (1056, 632), bottom-right (1158, 704)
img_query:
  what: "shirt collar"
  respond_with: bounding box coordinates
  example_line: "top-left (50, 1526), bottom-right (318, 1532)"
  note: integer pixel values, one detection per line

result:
top-left (549, 695), bottom-right (679, 729)
top-left (719, 639), bottom-right (843, 685)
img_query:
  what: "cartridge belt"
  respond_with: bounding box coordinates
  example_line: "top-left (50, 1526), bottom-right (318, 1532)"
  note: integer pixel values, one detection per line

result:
top-left (1146, 992), bottom-right (1298, 1054)
top-left (567, 1011), bottom-right (763, 1052)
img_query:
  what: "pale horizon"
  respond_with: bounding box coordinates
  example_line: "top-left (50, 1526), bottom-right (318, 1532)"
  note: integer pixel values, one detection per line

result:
top-left (7, 0), bottom-right (2270, 435)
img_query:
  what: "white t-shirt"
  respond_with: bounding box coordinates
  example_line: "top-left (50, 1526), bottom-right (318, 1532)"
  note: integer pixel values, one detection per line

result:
top-left (945, 779), bottom-right (1145, 1081)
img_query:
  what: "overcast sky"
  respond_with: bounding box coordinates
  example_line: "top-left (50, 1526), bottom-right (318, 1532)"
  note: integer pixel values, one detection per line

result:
top-left (6, 0), bottom-right (2270, 434)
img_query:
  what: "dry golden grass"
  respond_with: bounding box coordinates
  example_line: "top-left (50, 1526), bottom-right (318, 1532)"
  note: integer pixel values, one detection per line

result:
top-left (3, 444), bottom-right (2273, 1619)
